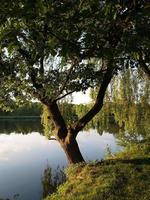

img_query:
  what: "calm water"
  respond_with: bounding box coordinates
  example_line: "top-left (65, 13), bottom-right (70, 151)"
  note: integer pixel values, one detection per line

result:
top-left (0, 119), bottom-right (121, 200)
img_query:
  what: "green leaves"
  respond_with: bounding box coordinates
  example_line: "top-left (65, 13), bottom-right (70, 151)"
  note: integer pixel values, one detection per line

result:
top-left (0, 0), bottom-right (149, 110)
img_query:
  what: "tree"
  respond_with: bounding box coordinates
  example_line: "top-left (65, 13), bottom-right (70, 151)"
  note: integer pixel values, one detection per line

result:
top-left (0, 0), bottom-right (150, 163)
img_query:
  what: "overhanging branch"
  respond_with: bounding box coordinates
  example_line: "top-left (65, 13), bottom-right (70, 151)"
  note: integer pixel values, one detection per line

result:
top-left (55, 89), bottom-right (76, 102)
top-left (73, 64), bottom-right (115, 136)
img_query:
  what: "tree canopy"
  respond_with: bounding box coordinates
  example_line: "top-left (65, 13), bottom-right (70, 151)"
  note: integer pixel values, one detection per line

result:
top-left (0, 0), bottom-right (149, 108)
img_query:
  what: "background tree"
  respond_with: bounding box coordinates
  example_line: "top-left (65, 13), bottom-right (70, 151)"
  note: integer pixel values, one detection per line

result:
top-left (0, 0), bottom-right (149, 163)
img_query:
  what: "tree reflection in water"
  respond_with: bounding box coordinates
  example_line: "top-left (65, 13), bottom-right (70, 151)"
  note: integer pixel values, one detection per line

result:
top-left (0, 119), bottom-right (43, 134)
top-left (41, 165), bottom-right (66, 199)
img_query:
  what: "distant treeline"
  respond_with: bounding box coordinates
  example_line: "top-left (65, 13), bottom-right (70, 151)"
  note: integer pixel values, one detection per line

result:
top-left (0, 101), bottom-right (149, 137)
top-left (0, 102), bottom-right (42, 118)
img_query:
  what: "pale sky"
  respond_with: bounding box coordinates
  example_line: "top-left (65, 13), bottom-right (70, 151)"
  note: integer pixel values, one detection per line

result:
top-left (73, 90), bottom-right (92, 104)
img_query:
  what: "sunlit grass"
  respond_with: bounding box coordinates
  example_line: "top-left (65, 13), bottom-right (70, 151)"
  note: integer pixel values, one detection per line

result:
top-left (45, 144), bottom-right (150, 200)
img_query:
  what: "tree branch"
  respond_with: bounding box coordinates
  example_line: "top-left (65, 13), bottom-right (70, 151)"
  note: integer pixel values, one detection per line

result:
top-left (30, 68), bottom-right (43, 90)
top-left (39, 57), bottom-right (44, 76)
top-left (73, 64), bottom-right (115, 136)
top-left (47, 27), bottom-right (77, 47)
top-left (18, 48), bottom-right (32, 64)
top-left (139, 59), bottom-right (150, 80)
top-left (55, 59), bottom-right (79, 99)
top-left (55, 89), bottom-right (77, 102)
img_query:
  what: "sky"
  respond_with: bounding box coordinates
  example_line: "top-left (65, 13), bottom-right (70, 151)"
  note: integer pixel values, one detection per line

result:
top-left (72, 90), bottom-right (92, 104)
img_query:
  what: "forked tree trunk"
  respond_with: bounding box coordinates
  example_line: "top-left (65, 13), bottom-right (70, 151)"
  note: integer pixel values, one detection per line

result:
top-left (45, 64), bottom-right (114, 164)
top-left (46, 102), bottom-right (85, 164)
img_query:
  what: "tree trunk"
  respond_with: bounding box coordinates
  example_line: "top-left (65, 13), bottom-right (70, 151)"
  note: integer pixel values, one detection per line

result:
top-left (46, 101), bottom-right (85, 164)
top-left (60, 136), bottom-right (85, 164)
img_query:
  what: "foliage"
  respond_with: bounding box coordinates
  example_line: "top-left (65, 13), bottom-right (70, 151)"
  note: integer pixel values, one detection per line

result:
top-left (111, 69), bottom-right (150, 104)
top-left (88, 68), bottom-right (150, 136)
top-left (74, 102), bottom-right (117, 134)
top-left (112, 103), bottom-right (150, 145)
top-left (0, 0), bottom-right (149, 110)
top-left (41, 104), bottom-right (55, 138)
top-left (90, 68), bottom-right (150, 104)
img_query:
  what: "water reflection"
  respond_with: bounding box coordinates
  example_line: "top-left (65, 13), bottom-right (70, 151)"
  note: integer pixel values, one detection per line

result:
top-left (0, 131), bottom-right (67, 200)
top-left (42, 165), bottom-right (66, 199)
top-left (0, 119), bottom-right (43, 134)
top-left (0, 123), bottom-right (120, 200)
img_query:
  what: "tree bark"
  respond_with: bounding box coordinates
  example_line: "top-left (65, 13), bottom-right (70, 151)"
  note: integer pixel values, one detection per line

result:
top-left (60, 131), bottom-right (85, 164)
top-left (46, 101), bottom-right (85, 164)
top-left (47, 101), bottom-right (68, 139)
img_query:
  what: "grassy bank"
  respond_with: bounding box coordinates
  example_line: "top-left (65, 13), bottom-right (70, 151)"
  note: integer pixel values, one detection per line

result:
top-left (45, 144), bottom-right (150, 200)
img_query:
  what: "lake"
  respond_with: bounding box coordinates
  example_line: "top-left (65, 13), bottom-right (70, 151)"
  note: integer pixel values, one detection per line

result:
top-left (0, 119), bottom-right (122, 200)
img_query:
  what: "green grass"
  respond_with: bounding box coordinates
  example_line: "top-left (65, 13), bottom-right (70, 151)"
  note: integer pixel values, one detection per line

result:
top-left (45, 144), bottom-right (150, 200)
